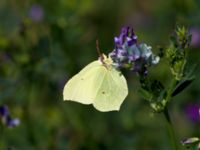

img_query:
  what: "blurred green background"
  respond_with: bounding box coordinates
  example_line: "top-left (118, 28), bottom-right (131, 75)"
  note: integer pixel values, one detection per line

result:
top-left (0, 0), bottom-right (200, 149)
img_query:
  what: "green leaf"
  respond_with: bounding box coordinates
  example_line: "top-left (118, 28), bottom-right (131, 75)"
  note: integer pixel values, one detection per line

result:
top-left (172, 78), bottom-right (194, 97)
top-left (172, 59), bottom-right (186, 79)
top-left (183, 64), bottom-right (197, 80)
top-left (150, 89), bottom-right (167, 112)
top-left (169, 35), bottom-right (178, 47)
top-left (172, 63), bottom-right (196, 96)
top-left (138, 88), bottom-right (153, 101)
top-left (150, 80), bottom-right (165, 97)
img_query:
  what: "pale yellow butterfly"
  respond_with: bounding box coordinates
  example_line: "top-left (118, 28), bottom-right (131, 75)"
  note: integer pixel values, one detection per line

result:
top-left (63, 54), bottom-right (128, 112)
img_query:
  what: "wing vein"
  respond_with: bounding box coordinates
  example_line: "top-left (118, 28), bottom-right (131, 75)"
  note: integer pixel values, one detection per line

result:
top-left (93, 67), bottom-right (107, 100)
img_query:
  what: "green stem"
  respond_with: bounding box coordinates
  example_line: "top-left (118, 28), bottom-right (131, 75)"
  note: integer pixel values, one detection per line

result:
top-left (163, 108), bottom-right (178, 150)
top-left (0, 124), bottom-right (4, 149)
top-left (162, 78), bottom-right (179, 150)
top-left (23, 83), bottom-right (38, 148)
top-left (166, 79), bottom-right (178, 104)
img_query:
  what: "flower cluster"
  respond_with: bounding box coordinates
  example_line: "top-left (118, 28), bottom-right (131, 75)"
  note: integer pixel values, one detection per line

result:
top-left (109, 27), bottom-right (160, 75)
top-left (0, 105), bottom-right (20, 128)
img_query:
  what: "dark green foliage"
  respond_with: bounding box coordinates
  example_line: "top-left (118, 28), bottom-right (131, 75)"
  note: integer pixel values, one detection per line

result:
top-left (166, 26), bottom-right (192, 80)
top-left (171, 63), bottom-right (197, 96)
top-left (172, 78), bottom-right (194, 97)
top-left (138, 26), bottom-right (196, 114)
top-left (0, 0), bottom-right (200, 149)
top-left (139, 76), bottom-right (167, 112)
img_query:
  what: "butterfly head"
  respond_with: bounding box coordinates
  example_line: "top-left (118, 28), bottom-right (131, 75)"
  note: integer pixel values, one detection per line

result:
top-left (99, 54), bottom-right (114, 69)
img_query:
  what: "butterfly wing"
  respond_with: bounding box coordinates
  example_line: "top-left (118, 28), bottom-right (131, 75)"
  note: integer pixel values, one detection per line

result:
top-left (63, 60), bottom-right (107, 104)
top-left (93, 67), bottom-right (128, 112)
top-left (63, 60), bottom-right (128, 111)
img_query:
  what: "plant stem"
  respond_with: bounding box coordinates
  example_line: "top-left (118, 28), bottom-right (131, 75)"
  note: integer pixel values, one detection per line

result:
top-left (163, 108), bottom-right (178, 150)
top-left (0, 124), bottom-right (4, 149)
top-left (23, 83), bottom-right (38, 149)
top-left (166, 79), bottom-right (178, 104)
top-left (162, 78), bottom-right (179, 150)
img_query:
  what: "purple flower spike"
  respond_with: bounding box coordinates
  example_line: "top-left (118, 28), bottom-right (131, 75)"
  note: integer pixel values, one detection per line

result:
top-left (186, 104), bottom-right (200, 123)
top-left (109, 26), bottom-right (159, 74)
top-left (114, 26), bottom-right (137, 49)
top-left (110, 27), bottom-right (138, 67)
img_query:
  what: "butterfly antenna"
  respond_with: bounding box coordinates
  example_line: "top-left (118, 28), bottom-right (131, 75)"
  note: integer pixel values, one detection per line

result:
top-left (96, 39), bottom-right (104, 63)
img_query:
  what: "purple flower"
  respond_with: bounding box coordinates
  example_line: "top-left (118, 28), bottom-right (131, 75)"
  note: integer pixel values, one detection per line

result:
top-left (114, 27), bottom-right (137, 48)
top-left (109, 26), bottom-right (159, 74)
top-left (6, 116), bottom-right (20, 128)
top-left (109, 27), bottom-right (139, 69)
top-left (29, 4), bottom-right (44, 22)
top-left (190, 27), bottom-right (200, 47)
top-left (0, 105), bottom-right (20, 128)
top-left (0, 105), bottom-right (10, 117)
top-left (186, 104), bottom-right (200, 123)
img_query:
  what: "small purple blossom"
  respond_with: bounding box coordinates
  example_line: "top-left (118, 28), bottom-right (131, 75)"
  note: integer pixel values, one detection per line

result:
top-left (109, 26), bottom-right (159, 74)
top-left (0, 105), bottom-right (10, 117)
top-left (114, 27), bottom-right (137, 48)
top-left (190, 27), bottom-right (200, 47)
top-left (29, 4), bottom-right (44, 22)
top-left (186, 104), bottom-right (200, 123)
top-left (0, 105), bottom-right (20, 128)
top-left (6, 116), bottom-right (20, 128)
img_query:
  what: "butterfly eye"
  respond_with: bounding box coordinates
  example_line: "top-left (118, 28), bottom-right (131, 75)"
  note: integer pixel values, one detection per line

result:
top-left (102, 91), bottom-right (105, 94)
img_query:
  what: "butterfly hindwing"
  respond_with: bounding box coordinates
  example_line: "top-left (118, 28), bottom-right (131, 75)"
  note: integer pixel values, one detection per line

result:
top-left (93, 67), bottom-right (128, 111)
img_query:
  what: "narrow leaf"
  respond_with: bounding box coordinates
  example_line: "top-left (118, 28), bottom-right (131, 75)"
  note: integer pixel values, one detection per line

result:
top-left (172, 78), bottom-right (194, 97)
top-left (138, 88), bottom-right (153, 101)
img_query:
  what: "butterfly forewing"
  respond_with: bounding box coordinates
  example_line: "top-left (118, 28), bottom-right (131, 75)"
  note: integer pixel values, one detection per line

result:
top-left (63, 61), bottom-right (106, 104)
